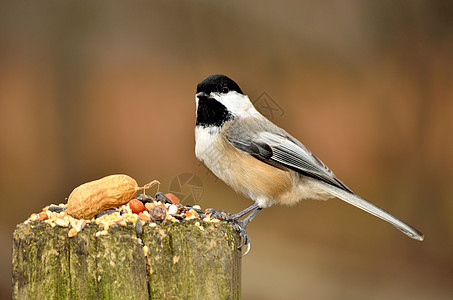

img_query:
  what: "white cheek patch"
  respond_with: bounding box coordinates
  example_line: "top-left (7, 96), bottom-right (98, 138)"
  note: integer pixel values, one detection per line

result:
top-left (211, 92), bottom-right (260, 118)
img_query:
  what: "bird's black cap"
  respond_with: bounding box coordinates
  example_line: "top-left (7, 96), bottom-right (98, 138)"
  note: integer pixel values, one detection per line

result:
top-left (196, 74), bottom-right (244, 95)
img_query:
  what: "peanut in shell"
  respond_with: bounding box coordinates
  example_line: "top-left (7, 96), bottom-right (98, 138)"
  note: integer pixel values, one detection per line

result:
top-left (66, 174), bottom-right (158, 219)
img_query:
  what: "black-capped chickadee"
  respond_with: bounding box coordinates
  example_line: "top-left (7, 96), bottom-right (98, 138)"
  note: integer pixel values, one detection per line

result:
top-left (195, 74), bottom-right (423, 255)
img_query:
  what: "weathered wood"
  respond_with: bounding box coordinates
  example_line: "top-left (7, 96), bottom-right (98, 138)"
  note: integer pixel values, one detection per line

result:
top-left (12, 221), bottom-right (241, 300)
top-left (12, 222), bottom-right (71, 299)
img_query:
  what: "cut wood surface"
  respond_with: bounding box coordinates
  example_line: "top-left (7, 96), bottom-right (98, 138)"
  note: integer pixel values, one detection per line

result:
top-left (12, 220), bottom-right (241, 300)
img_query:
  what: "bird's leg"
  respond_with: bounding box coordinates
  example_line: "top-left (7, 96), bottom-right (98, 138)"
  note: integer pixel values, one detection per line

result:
top-left (207, 203), bottom-right (263, 256)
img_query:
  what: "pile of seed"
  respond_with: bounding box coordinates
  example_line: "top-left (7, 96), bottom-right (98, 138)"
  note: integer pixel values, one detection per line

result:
top-left (25, 192), bottom-right (219, 239)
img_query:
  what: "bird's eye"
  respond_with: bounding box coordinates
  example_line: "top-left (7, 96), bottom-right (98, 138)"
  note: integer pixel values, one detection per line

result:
top-left (221, 86), bottom-right (229, 93)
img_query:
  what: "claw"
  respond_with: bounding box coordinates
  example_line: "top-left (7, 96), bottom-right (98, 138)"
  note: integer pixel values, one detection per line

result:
top-left (241, 239), bottom-right (251, 256)
top-left (206, 208), bottom-right (221, 220)
top-left (206, 205), bottom-right (262, 256)
top-left (209, 209), bottom-right (229, 220)
top-left (236, 221), bottom-right (252, 256)
top-left (206, 208), bottom-right (234, 221)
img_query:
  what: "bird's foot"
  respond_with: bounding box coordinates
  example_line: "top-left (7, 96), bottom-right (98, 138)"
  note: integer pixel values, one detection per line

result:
top-left (232, 219), bottom-right (252, 256)
top-left (205, 208), bottom-right (235, 221)
top-left (206, 206), bottom-right (260, 256)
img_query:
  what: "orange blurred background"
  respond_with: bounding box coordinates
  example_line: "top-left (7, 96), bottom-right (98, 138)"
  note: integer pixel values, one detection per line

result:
top-left (1, 1), bottom-right (452, 299)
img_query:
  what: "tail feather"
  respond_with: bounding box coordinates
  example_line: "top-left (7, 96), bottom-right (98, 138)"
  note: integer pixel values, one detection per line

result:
top-left (320, 183), bottom-right (424, 241)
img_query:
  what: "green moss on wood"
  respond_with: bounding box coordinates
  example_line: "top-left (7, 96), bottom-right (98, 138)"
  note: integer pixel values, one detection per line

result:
top-left (68, 223), bottom-right (98, 299)
top-left (95, 223), bottom-right (148, 299)
top-left (145, 221), bottom-right (240, 300)
top-left (13, 220), bottom-right (241, 300)
top-left (12, 222), bottom-right (70, 300)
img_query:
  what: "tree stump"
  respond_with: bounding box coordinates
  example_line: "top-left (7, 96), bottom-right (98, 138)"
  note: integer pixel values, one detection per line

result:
top-left (12, 220), bottom-right (241, 299)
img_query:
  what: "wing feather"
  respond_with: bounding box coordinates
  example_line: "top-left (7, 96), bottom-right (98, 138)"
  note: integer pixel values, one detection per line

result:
top-left (227, 128), bottom-right (352, 192)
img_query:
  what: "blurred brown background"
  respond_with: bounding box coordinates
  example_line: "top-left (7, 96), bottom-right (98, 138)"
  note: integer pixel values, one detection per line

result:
top-left (1, 1), bottom-right (452, 299)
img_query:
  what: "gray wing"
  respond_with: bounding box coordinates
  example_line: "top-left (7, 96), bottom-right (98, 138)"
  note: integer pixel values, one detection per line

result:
top-left (226, 126), bottom-right (353, 193)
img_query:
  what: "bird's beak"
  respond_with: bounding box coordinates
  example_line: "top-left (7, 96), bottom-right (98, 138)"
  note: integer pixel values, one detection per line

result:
top-left (196, 92), bottom-right (209, 100)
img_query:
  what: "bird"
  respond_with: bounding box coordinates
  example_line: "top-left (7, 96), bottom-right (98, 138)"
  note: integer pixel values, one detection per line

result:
top-left (194, 74), bottom-right (424, 255)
